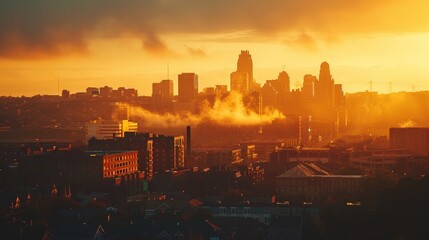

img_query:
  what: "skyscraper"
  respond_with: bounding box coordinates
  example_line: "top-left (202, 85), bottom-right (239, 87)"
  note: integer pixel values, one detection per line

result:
top-left (316, 61), bottom-right (334, 106)
top-left (237, 50), bottom-right (253, 85)
top-left (152, 79), bottom-right (174, 112)
top-left (277, 71), bottom-right (290, 95)
top-left (231, 50), bottom-right (254, 94)
top-left (178, 73), bottom-right (198, 102)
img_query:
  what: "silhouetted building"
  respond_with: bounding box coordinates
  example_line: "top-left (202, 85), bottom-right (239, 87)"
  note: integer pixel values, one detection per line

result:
top-left (390, 128), bottom-right (429, 156)
top-left (61, 89), bottom-right (70, 98)
top-left (231, 50), bottom-right (254, 94)
top-left (19, 150), bottom-right (144, 192)
top-left (176, 73), bottom-right (198, 113)
top-left (99, 86), bottom-right (113, 97)
top-left (178, 73), bottom-right (198, 102)
top-left (207, 148), bottom-right (243, 169)
top-left (231, 71), bottom-right (250, 94)
top-left (261, 81), bottom-right (278, 110)
top-left (152, 79), bottom-right (174, 112)
top-left (215, 85), bottom-right (228, 95)
top-left (152, 135), bottom-right (185, 173)
top-left (86, 87), bottom-right (99, 96)
top-left (111, 87), bottom-right (138, 98)
top-left (237, 50), bottom-right (254, 91)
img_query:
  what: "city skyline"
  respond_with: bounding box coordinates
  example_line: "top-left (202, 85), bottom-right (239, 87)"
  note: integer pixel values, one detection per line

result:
top-left (1, 1), bottom-right (429, 96)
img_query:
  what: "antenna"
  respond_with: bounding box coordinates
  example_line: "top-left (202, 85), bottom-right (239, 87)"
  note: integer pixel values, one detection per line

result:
top-left (369, 81), bottom-right (372, 92)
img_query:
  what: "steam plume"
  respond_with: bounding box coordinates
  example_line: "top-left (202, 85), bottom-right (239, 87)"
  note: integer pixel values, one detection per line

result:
top-left (115, 92), bottom-right (284, 128)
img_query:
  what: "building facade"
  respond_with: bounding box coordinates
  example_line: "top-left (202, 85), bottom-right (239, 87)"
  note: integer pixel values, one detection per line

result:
top-left (85, 119), bottom-right (138, 142)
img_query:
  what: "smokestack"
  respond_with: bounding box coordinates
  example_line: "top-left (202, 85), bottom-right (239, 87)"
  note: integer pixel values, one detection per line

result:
top-left (186, 126), bottom-right (191, 157)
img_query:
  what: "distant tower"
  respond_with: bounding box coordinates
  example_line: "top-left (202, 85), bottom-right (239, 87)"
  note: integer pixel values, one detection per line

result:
top-left (231, 50), bottom-right (254, 94)
top-left (316, 61), bottom-right (335, 106)
top-left (178, 73), bottom-right (198, 102)
top-left (277, 71), bottom-right (290, 95)
top-left (237, 50), bottom-right (253, 86)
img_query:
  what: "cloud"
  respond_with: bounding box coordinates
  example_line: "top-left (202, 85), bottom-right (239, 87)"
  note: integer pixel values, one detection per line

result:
top-left (1, 0), bottom-right (428, 58)
top-left (186, 46), bottom-right (206, 57)
top-left (283, 32), bottom-right (319, 51)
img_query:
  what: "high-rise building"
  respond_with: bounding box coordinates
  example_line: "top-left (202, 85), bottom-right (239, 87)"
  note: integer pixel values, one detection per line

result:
top-left (277, 71), bottom-right (290, 96)
top-left (152, 135), bottom-right (185, 172)
top-left (230, 71), bottom-right (249, 94)
top-left (152, 79), bottom-right (174, 112)
top-left (237, 50), bottom-right (253, 90)
top-left (316, 61), bottom-right (335, 106)
top-left (230, 50), bottom-right (254, 94)
top-left (178, 73), bottom-right (198, 102)
top-left (302, 75), bottom-right (316, 100)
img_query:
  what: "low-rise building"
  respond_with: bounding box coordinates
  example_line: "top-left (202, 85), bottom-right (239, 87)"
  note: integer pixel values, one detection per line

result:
top-left (85, 119), bottom-right (138, 142)
top-left (276, 163), bottom-right (364, 202)
top-left (19, 150), bottom-right (144, 193)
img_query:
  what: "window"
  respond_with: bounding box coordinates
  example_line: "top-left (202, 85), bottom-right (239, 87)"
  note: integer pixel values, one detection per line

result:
top-left (230, 207), bottom-right (237, 215)
top-left (219, 207), bottom-right (226, 215)
top-left (243, 207), bottom-right (251, 215)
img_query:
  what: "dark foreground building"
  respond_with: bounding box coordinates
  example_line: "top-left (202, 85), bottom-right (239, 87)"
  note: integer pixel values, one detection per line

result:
top-left (19, 150), bottom-right (145, 193)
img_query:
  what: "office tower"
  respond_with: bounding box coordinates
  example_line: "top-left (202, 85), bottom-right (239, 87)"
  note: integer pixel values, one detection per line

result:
top-left (237, 50), bottom-right (253, 90)
top-left (316, 61), bottom-right (335, 106)
top-left (261, 81), bottom-right (279, 110)
top-left (302, 75), bottom-right (316, 100)
top-left (230, 50), bottom-right (254, 94)
top-left (277, 71), bottom-right (290, 96)
top-left (178, 73), bottom-right (198, 102)
top-left (152, 79), bottom-right (174, 112)
top-left (230, 71), bottom-right (249, 94)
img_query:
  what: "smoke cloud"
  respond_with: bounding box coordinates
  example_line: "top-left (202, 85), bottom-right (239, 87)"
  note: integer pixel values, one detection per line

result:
top-left (115, 92), bottom-right (284, 128)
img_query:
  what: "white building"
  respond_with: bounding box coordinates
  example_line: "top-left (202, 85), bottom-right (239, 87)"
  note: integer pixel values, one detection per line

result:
top-left (85, 120), bottom-right (138, 142)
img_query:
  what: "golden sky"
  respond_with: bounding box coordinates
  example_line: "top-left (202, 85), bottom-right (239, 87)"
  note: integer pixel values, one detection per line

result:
top-left (1, 0), bottom-right (429, 96)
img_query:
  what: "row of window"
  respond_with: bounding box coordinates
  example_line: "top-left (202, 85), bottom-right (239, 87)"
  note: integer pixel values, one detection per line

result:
top-left (218, 207), bottom-right (251, 215)
top-left (104, 155), bottom-right (137, 163)
top-left (104, 167), bottom-right (138, 177)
